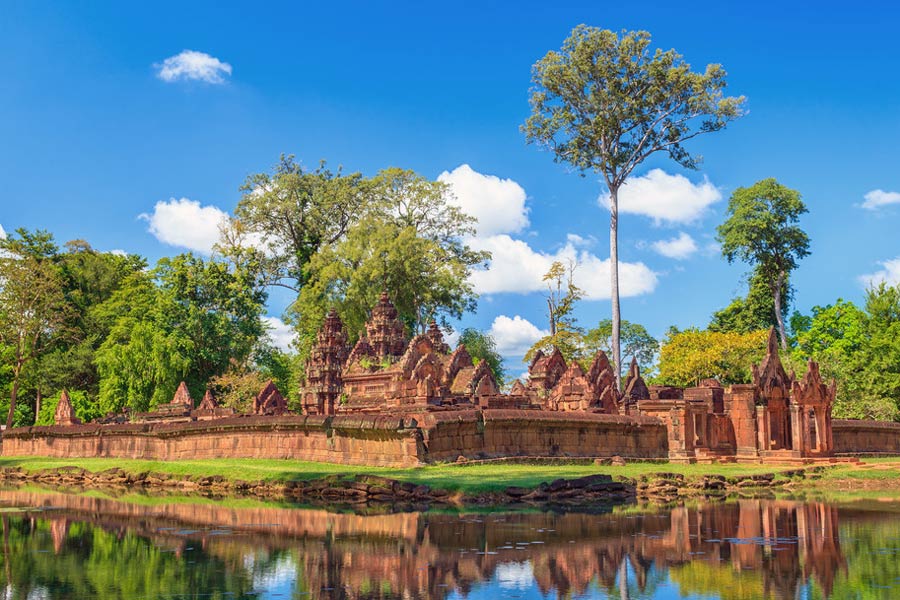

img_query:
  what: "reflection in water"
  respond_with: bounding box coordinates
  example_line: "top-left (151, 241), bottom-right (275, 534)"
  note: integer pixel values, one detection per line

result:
top-left (0, 488), bottom-right (897, 599)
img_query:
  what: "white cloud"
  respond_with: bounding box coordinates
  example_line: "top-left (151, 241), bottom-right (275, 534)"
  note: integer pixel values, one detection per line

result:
top-left (651, 232), bottom-right (698, 260)
top-left (155, 50), bottom-right (232, 84)
top-left (603, 168), bottom-right (721, 225)
top-left (263, 316), bottom-right (296, 352)
top-left (107, 249), bottom-right (128, 257)
top-left (139, 197), bottom-right (228, 254)
top-left (860, 258), bottom-right (900, 288)
top-left (438, 164), bottom-right (529, 236)
top-left (861, 189), bottom-right (900, 210)
top-left (566, 233), bottom-right (595, 248)
top-left (469, 234), bottom-right (658, 300)
top-left (444, 328), bottom-right (460, 349)
top-left (488, 315), bottom-right (548, 359)
top-left (0, 224), bottom-right (6, 239)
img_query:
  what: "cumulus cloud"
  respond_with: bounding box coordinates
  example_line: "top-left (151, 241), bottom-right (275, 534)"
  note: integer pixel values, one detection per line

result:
top-left (469, 234), bottom-right (658, 299)
top-left (0, 224), bottom-right (6, 239)
top-left (602, 168), bottom-right (721, 225)
top-left (861, 189), bottom-right (900, 210)
top-left (442, 164), bottom-right (657, 300)
top-left (488, 315), bottom-right (548, 359)
top-left (651, 232), bottom-right (698, 260)
top-left (860, 258), bottom-right (900, 288)
top-left (139, 198), bottom-right (228, 254)
top-left (438, 164), bottom-right (529, 236)
top-left (263, 316), bottom-right (296, 352)
top-left (155, 50), bottom-right (232, 84)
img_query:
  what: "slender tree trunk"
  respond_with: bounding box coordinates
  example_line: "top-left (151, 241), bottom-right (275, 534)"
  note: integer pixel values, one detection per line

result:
top-left (34, 387), bottom-right (42, 426)
top-left (5, 364), bottom-right (21, 430)
top-left (547, 298), bottom-right (556, 336)
top-left (609, 187), bottom-right (622, 390)
top-left (773, 271), bottom-right (787, 350)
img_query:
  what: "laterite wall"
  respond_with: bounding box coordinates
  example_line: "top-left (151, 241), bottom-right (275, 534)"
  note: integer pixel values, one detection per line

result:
top-left (1, 410), bottom-right (670, 466)
top-left (0, 415), bottom-right (425, 467)
top-left (420, 410), bottom-right (669, 462)
top-left (832, 419), bottom-right (900, 455)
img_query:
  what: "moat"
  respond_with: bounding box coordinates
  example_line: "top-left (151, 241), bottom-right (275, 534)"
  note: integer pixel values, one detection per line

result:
top-left (0, 486), bottom-right (898, 599)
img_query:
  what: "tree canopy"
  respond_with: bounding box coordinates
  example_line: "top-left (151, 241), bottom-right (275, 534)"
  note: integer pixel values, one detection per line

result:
top-left (655, 328), bottom-right (769, 388)
top-left (523, 25), bottom-right (744, 384)
top-left (717, 178), bottom-right (809, 349)
top-left (290, 167), bottom-right (487, 365)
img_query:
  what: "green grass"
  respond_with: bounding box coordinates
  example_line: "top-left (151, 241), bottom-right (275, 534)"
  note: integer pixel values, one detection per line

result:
top-left (0, 456), bottom-right (822, 494)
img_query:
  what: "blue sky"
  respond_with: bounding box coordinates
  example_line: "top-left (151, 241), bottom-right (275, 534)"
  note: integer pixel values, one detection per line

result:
top-left (2, 1), bottom-right (899, 373)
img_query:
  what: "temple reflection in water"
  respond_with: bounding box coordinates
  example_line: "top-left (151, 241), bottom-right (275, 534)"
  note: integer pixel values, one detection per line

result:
top-left (0, 489), bottom-right (893, 599)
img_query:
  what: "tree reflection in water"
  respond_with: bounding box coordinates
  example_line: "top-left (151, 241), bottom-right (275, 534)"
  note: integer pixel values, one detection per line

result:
top-left (0, 488), bottom-right (897, 599)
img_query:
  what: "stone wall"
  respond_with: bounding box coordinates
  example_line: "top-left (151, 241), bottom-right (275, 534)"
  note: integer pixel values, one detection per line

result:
top-left (2, 410), bottom-right (669, 466)
top-left (421, 410), bottom-right (669, 462)
top-left (1, 415), bottom-right (425, 467)
top-left (833, 419), bottom-right (900, 455)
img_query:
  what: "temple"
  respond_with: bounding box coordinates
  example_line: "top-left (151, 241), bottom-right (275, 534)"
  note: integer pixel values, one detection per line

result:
top-left (297, 294), bottom-right (836, 462)
top-left (22, 292), bottom-right (849, 465)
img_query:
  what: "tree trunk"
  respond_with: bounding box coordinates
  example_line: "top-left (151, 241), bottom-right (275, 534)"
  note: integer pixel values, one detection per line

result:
top-left (609, 187), bottom-right (622, 390)
top-left (773, 271), bottom-right (787, 350)
top-left (547, 298), bottom-right (556, 336)
top-left (5, 365), bottom-right (21, 430)
top-left (34, 387), bottom-right (42, 426)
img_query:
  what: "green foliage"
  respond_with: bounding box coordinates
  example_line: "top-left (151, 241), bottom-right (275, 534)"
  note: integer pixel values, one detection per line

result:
top-left (0, 229), bottom-right (75, 427)
top-left (525, 260), bottom-right (587, 365)
top-left (36, 389), bottom-right (100, 425)
top-left (458, 328), bottom-right (505, 386)
top-left (582, 319), bottom-right (658, 377)
top-left (523, 26), bottom-right (744, 376)
top-left (95, 254), bottom-right (267, 414)
top-left (656, 328), bottom-right (768, 388)
top-left (710, 268), bottom-right (790, 334)
top-left (717, 179), bottom-right (809, 346)
top-left (792, 289), bottom-right (900, 421)
top-left (291, 167), bottom-right (487, 362)
top-left (208, 366), bottom-right (266, 414)
top-left (226, 154), bottom-right (369, 291)
top-left (523, 26), bottom-right (745, 183)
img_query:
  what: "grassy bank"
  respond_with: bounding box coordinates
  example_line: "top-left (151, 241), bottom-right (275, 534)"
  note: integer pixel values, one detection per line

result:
top-left (3, 456), bottom-right (898, 494)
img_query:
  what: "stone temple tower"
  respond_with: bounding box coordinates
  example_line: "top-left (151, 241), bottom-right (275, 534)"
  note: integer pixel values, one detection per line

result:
top-left (302, 308), bottom-right (349, 415)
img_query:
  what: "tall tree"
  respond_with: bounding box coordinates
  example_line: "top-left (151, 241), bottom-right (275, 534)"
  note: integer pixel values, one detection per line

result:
top-left (709, 268), bottom-right (791, 334)
top-left (717, 178), bottom-right (810, 349)
top-left (0, 230), bottom-right (74, 428)
top-left (524, 261), bottom-right (585, 363)
top-left (223, 154), bottom-right (369, 292)
top-left (523, 26), bottom-right (744, 386)
top-left (291, 168), bottom-right (487, 364)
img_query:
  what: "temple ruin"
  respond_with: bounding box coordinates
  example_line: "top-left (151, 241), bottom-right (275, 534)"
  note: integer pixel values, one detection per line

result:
top-left (22, 292), bottom-right (852, 465)
top-left (296, 295), bottom-right (837, 462)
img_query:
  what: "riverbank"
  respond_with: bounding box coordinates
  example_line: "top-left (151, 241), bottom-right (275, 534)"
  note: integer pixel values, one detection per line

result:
top-left (1, 456), bottom-right (899, 505)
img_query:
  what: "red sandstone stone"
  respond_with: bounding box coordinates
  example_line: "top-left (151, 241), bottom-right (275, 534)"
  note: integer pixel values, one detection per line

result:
top-left (53, 390), bottom-right (81, 426)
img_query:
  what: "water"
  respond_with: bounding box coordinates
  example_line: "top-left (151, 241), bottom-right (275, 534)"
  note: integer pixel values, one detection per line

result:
top-left (0, 488), bottom-right (898, 599)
